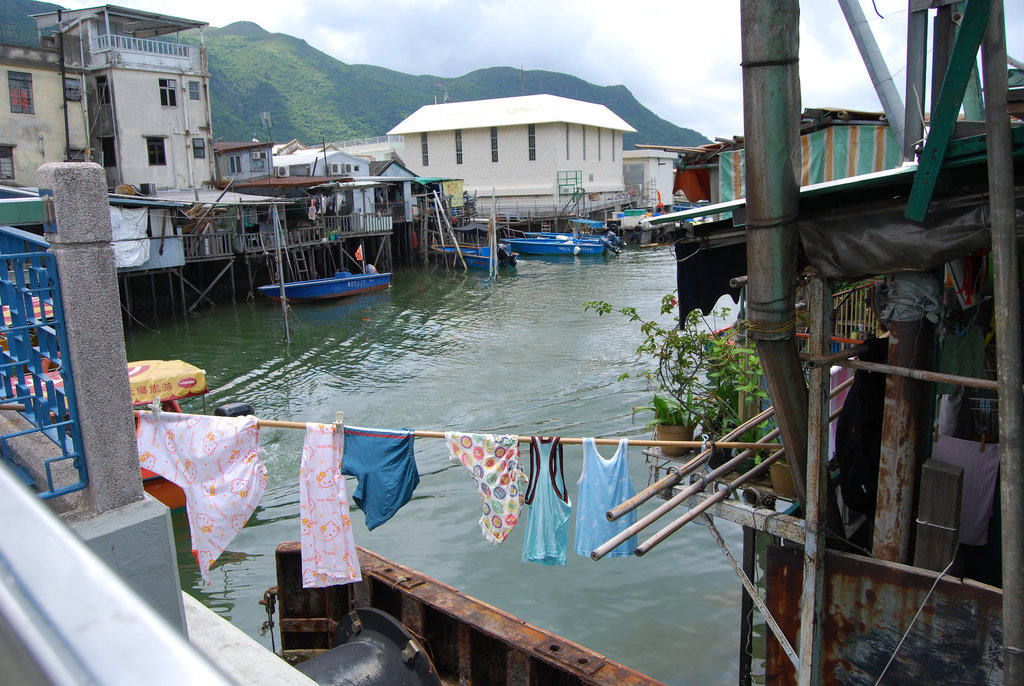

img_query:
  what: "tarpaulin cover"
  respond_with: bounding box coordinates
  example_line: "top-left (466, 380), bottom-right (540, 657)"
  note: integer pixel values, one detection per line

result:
top-left (110, 206), bottom-right (150, 268)
top-left (719, 124), bottom-right (901, 202)
top-left (674, 168), bottom-right (711, 203)
top-left (798, 192), bottom-right (1024, 280)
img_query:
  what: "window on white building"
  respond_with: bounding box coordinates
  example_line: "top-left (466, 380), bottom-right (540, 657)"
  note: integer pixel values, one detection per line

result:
top-left (96, 76), bottom-right (111, 105)
top-left (421, 133), bottom-right (428, 167)
top-left (455, 129), bottom-right (463, 165)
top-left (0, 146), bottom-right (14, 179)
top-left (188, 81), bottom-right (200, 100)
top-left (159, 78), bottom-right (176, 107)
top-left (598, 128), bottom-right (602, 161)
top-left (565, 123), bottom-right (570, 160)
top-left (491, 127), bottom-right (498, 163)
top-left (8, 71), bottom-right (33, 114)
top-left (528, 124), bottom-right (536, 161)
top-left (146, 137), bottom-right (166, 166)
top-left (582, 127), bottom-right (586, 161)
top-left (192, 138), bottom-right (205, 159)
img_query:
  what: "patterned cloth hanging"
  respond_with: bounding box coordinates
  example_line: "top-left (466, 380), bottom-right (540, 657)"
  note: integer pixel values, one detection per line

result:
top-left (446, 432), bottom-right (527, 545)
top-left (299, 423), bottom-right (361, 587)
top-left (137, 411), bottom-right (266, 585)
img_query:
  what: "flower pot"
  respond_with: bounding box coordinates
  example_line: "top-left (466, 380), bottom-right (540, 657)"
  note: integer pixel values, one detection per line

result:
top-left (770, 461), bottom-right (797, 499)
top-left (656, 424), bottom-right (695, 457)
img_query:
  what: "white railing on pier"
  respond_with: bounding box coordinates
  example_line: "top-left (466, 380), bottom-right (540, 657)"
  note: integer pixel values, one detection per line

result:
top-left (324, 213), bottom-right (393, 234)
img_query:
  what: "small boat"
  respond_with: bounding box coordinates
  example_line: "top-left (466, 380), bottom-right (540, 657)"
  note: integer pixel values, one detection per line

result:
top-left (503, 234), bottom-right (615, 256)
top-left (257, 270), bottom-right (391, 303)
top-left (432, 243), bottom-right (518, 270)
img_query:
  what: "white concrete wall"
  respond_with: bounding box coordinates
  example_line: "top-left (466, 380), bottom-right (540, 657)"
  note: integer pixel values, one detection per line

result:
top-left (107, 69), bottom-right (214, 190)
top-left (415, 122), bottom-right (625, 203)
top-left (622, 150), bottom-right (678, 206)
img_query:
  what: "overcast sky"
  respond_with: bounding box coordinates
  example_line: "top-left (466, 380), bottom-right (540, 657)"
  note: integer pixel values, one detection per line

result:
top-left (62, 0), bottom-right (1023, 142)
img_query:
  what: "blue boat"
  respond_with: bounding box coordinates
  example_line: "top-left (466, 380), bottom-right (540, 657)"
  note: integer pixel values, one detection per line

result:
top-left (257, 270), bottom-right (391, 303)
top-left (433, 244), bottom-right (518, 270)
top-left (503, 234), bottom-right (617, 256)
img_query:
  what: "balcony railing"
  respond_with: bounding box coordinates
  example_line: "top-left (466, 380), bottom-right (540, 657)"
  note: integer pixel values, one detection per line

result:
top-left (94, 33), bottom-right (193, 59)
top-left (183, 231), bottom-right (233, 261)
top-left (0, 225), bottom-right (86, 499)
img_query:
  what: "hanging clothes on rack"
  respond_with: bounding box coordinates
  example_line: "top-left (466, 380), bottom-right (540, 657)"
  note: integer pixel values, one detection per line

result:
top-left (299, 423), bottom-right (361, 587)
top-left (341, 426), bottom-right (420, 530)
top-left (136, 411), bottom-right (266, 585)
top-left (522, 437), bottom-right (572, 566)
top-left (574, 438), bottom-right (637, 558)
top-left (446, 432), bottom-right (527, 545)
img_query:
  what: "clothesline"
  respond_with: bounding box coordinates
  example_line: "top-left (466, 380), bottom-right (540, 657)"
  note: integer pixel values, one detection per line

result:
top-left (135, 407), bottom-right (779, 452)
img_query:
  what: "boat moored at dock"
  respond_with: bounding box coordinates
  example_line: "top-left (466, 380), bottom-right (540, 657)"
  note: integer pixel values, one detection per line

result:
top-left (257, 270), bottom-right (392, 303)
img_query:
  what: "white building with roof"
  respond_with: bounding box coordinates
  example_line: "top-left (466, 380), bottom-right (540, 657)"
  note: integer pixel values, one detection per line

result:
top-left (388, 94), bottom-right (636, 212)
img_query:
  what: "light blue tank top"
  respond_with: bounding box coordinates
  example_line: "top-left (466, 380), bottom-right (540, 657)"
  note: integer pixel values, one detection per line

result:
top-left (522, 437), bottom-right (572, 565)
top-left (574, 438), bottom-right (637, 558)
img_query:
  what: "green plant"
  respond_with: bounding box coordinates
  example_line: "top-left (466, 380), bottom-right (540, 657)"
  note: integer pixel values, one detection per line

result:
top-left (583, 292), bottom-right (769, 440)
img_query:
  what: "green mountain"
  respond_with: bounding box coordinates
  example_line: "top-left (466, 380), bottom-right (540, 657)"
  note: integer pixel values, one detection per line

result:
top-left (2, 2), bottom-right (708, 148)
top-left (203, 21), bottom-right (707, 149)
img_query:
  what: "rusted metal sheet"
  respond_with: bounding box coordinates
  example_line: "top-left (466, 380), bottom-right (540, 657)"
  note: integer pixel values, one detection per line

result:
top-left (767, 545), bottom-right (1003, 684)
top-left (274, 543), bottom-right (665, 685)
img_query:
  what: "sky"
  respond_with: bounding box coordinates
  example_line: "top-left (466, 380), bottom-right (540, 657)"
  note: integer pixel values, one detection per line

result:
top-left (61, 0), bottom-right (1024, 142)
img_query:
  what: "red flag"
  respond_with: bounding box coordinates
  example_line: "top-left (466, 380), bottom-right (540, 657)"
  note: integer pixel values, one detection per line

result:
top-left (355, 244), bottom-right (363, 261)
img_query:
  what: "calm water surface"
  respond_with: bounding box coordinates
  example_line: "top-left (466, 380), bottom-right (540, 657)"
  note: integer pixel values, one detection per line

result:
top-left (124, 246), bottom-right (744, 685)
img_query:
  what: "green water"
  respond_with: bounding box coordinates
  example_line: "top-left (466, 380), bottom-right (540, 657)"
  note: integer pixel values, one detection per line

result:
top-left (124, 247), bottom-right (745, 685)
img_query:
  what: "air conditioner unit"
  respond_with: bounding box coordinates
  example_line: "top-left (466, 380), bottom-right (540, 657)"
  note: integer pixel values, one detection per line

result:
top-left (275, 167), bottom-right (287, 177)
top-left (331, 163), bottom-right (341, 174)
top-left (252, 150), bottom-right (266, 161)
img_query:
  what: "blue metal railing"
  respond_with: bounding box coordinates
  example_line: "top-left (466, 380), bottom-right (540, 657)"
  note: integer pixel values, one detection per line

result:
top-left (0, 223), bottom-right (86, 498)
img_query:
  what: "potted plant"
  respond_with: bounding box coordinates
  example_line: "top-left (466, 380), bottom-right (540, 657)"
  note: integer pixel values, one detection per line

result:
top-left (584, 292), bottom-right (769, 458)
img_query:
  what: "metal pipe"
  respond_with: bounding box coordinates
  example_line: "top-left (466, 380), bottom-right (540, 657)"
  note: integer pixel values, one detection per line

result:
top-left (831, 357), bottom-right (1015, 392)
top-left (981, 4), bottom-right (1023, 682)
top-left (740, 0), bottom-right (816, 518)
top-left (803, 342), bottom-right (872, 368)
top-left (591, 431), bottom-right (782, 561)
top-left (634, 401), bottom-right (844, 557)
top-left (606, 406), bottom-right (777, 522)
top-left (635, 449), bottom-right (785, 555)
top-left (838, 0), bottom-right (906, 158)
top-left (904, 5), bottom-right (928, 159)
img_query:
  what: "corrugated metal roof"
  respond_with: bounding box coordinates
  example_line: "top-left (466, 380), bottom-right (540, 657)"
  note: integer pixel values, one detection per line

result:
top-left (388, 94), bottom-right (636, 135)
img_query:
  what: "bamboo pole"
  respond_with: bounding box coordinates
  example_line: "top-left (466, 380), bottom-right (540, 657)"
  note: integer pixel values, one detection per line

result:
top-left (132, 410), bottom-right (779, 450)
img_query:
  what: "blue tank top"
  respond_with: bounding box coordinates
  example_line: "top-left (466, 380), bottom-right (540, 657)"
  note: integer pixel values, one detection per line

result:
top-left (522, 437), bottom-right (572, 565)
top-left (574, 438), bottom-right (637, 558)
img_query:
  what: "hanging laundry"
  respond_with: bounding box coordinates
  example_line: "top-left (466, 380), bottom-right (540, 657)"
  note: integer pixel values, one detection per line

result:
top-left (932, 435), bottom-right (1001, 546)
top-left (341, 426), bottom-right (419, 530)
top-left (446, 432), bottom-right (527, 545)
top-left (574, 438), bottom-right (637, 558)
top-left (136, 411), bottom-right (266, 585)
top-left (522, 437), bottom-right (572, 566)
top-left (299, 423), bottom-right (361, 587)
top-left (307, 197), bottom-right (317, 222)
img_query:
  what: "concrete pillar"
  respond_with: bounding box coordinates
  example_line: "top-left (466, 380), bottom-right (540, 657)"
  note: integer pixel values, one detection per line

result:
top-left (36, 162), bottom-right (142, 513)
top-left (36, 162), bottom-right (186, 633)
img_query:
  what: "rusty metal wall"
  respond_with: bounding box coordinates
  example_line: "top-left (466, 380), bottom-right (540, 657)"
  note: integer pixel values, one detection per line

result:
top-left (767, 545), bottom-right (1003, 684)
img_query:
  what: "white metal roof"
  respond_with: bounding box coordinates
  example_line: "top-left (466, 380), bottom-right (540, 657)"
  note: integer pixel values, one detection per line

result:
top-left (388, 94), bottom-right (636, 135)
